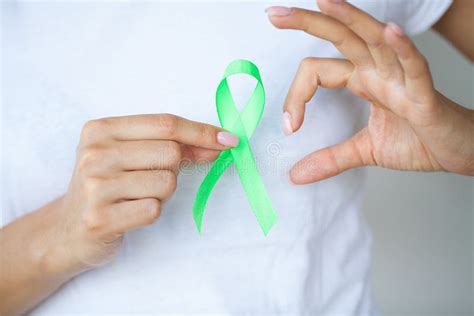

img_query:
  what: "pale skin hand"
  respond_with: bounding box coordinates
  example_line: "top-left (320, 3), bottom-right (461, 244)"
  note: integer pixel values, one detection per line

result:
top-left (266, 0), bottom-right (474, 184)
top-left (0, 114), bottom-right (238, 315)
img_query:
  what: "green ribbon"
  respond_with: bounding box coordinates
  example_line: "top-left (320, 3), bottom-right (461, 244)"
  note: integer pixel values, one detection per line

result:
top-left (193, 59), bottom-right (278, 235)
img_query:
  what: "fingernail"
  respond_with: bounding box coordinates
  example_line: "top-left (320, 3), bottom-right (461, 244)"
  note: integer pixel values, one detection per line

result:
top-left (387, 22), bottom-right (404, 37)
top-left (265, 6), bottom-right (292, 17)
top-left (282, 111), bottom-right (293, 136)
top-left (217, 132), bottom-right (239, 147)
top-left (329, 0), bottom-right (345, 3)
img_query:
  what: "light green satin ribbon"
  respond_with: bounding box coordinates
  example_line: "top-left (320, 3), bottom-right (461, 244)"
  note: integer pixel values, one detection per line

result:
top-left (192, 59), bottom-right (278, 235)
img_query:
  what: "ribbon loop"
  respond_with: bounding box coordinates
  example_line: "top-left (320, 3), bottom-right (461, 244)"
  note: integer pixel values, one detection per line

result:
top-left (192, 60), bottom-right (278, 235)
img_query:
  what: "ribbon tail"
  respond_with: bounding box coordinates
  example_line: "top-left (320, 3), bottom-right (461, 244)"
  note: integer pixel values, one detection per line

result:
top-left (230, 123), bottom-right (278, 235)
top-left (192, 150), bottom-right (233, 233)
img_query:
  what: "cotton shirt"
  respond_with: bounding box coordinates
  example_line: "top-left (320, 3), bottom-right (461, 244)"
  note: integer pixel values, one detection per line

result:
top-left (1, 0), bottom-right (451, 314)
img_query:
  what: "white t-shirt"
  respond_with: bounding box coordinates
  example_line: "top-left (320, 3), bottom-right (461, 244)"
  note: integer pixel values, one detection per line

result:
top-left (1, 0), bottom-right (451, 314)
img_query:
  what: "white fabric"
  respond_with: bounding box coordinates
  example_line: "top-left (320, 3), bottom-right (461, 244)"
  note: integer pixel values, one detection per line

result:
top-left (383, 0), bottom-right (453, 35)
top-left (1, 0), bottom-right (451, 314)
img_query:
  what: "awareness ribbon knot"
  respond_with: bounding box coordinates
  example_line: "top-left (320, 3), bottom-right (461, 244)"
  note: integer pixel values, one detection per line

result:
top-left (193, 59), bottom-right (278, 235)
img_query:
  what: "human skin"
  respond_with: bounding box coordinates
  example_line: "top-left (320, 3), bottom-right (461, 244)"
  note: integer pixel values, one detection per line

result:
top-left (0, 114), bottom-right (238, 315)
top-left (1, 0), bottom-right (473, 314)
top-left (266, 0), bottom-right (474, 184)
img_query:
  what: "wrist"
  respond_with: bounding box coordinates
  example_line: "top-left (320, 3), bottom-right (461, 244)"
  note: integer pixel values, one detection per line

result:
top-left (30, 198), bottom-right (89, 281)
top-left (437, 90), bottom-right (474, 119)
top-left (428, 91), bottom-right (474, 175)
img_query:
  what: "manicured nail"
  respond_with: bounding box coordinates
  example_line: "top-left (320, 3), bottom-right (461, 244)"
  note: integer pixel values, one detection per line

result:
top-left (217, 132), bottom-right (239, 147)
top-left (387, 22), bottom-right (404, 37)
top-left (265, 6), bottom-right (292, 17)
top-left (282, 111), bottom-right (293, 136)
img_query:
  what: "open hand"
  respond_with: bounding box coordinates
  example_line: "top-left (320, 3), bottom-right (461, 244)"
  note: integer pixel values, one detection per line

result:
top-left (267, 0), bottom-right (474, 184)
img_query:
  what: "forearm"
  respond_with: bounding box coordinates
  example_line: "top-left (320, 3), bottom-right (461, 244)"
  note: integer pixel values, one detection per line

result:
top-left (434, 0), bottom-right (474, 61)
top-left (0, 198), bottom-right (83, 315)
top-left (441, 94), bottom-right (474, 173)
top-left (437, 90), bottom-right (474, 119)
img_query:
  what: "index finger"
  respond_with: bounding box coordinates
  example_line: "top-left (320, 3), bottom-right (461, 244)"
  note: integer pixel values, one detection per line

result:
top-left (266, 6), bottom-right (373, 67)
top-left (82, 114), bottom-right (239, 150)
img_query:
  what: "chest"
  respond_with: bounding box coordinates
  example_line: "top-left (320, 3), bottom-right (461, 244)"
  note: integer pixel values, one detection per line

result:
top-left (2, 1), bottom-right (377, 219)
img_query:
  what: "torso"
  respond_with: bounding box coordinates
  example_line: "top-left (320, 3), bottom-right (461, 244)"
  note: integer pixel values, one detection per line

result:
top-left (3, 1), bottom-right (379, 313)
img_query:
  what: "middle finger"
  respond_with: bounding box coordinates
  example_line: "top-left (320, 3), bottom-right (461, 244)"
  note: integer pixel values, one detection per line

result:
top-left (112, 140), bottom-right (181, 172)
top-left (316, 0), bottom-right (402, 78)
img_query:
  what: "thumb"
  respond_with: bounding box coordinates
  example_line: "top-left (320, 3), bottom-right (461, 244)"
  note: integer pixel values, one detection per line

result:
top-left (289, 128), bottom-right (375, 184)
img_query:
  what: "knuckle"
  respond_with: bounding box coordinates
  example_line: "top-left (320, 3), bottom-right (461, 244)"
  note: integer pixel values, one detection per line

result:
top-left (82, 120), bottom-right (99, 136)
top-left (298, 58), bottom-right (319, 89)
top-left (81, 119), bottom-right (109, 142)
top-left (299, 57), bottom-right (315, 70)
top-left (161, 170), bottom-right (177, 196)
top-left (77, 146), bottom-right (103, 174)
top-left (300, 13), bottom-right (312, 33)
top-left (166, 141), bottom-right (182, 165)
top-left (156, 113), bottom-right (179, 137)
top-left (144, 199), bottom-right (161, 224)
top-left (82, 208), bottom-right (106, 233)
